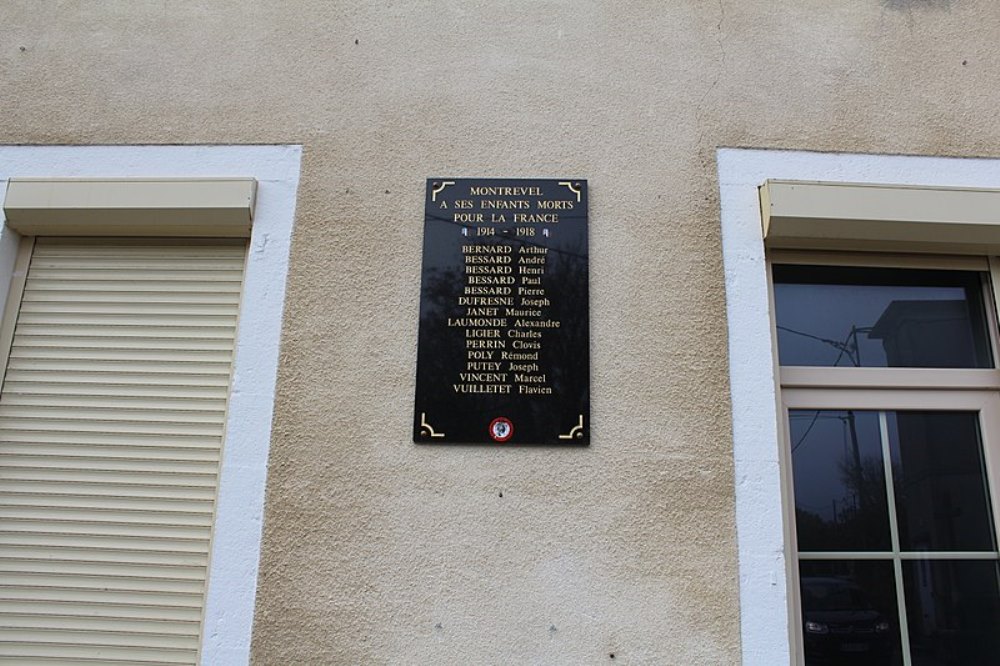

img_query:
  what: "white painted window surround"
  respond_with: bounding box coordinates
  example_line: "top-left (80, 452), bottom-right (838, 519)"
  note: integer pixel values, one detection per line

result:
top-left (717, 148), bottom-right (1000, 666)
top-left (0, 145), bottom-right (302, 666)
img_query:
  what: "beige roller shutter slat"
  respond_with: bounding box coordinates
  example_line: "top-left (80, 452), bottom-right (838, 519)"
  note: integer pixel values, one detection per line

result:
top-left (23, 282), bottom-right (243, 295)
top-left (0, 238), bottom-right (245, 665)
top-left (0, 480), bottom-right (217, 499)
top-left (11, 344), bottom-right (234, 358)
top-left (0, 614), bottom-right (199, 636)
top-left (4, 382), bottom-right (228, 400)
top-left (0, 420), bottom-right (223, 437)
top-left (0, 432), bottom-right (223, 450)
top-left (0, 444), bottom-right (219, 461)
top-left (0, 494), bottom-right (215, 513)
top-left (0, 599), bottom-right (203, 621)
top-left (0, 406), bottom-right (227, 425)
top-left (0, 534), bottom-right (210, 554)
top-left (0, 504), bottom-right (215, 526)
top-left (0, 395), bottom-right (228, 412)
top-left (0, 559), bottom-right (205, 579)
top-left (0, 586), bottom-right (202, 608)
top-left (0, 642), bottom-right (196, 664)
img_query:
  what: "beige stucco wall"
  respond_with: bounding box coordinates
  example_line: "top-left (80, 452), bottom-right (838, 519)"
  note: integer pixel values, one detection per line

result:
top-left (3, 2), bottom-right (1000, 663)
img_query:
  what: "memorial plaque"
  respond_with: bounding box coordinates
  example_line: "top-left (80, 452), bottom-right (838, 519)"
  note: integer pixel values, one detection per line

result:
top-left (414, 178), bottom-right (589, 444)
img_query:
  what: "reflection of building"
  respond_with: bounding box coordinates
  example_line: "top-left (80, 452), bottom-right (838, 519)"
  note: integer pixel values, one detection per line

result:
top-left (888, 412), bottom-right (990, 646)
top-left (870, 300), bottom-right (978, 367)
top-left (3, 4), bottom-right (1000, 664)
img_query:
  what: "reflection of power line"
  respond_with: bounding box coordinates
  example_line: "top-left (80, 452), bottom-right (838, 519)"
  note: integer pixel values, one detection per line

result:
top-left (789, 414), bottom-right (855, 420)
top-left (425, 212), bottom-right (588, 261)
top-left (786, 320), bottom-right (881, 455)
top-left (777, 324), bottom-right (873, 368)
top-left (791, 412), bottom-right (850, 454)
top-left (777, 326), bottom-right (853, 354)
top-left (792, 410), bottom-right (865, 480)
top-left (789, 328), bottom-right (853, 454)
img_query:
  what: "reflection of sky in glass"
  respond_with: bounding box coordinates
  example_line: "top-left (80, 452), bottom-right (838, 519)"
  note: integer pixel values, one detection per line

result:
top-left (775, 282), bottom-right (967, 367)
top-left (887, 412), bottom-right (997, 552)
top-left (791, 410), bottom-right (891, 551)
top-left (791, 410), bottom-right (883, 521)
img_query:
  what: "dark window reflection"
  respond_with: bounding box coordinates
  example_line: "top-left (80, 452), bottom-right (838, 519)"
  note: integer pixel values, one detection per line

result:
top-left (800, 560), bottom-right (902, 665)
top-left (773, 266), bottom-right (992, 368)
top-left (791, 410), bottom-right (891, 552)
top-left (888, 412), bottom-right (997, 552)
top-left (902, 560), bottom-right (1000, 665)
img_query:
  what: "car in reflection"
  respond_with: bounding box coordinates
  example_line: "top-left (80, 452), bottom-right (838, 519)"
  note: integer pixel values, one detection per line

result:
top-left (801, 577), bottom-right (895, 664)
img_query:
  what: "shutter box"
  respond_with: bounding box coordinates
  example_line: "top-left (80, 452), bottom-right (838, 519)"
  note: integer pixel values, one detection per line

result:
top-left (4, 179), bottom-right (256, 238)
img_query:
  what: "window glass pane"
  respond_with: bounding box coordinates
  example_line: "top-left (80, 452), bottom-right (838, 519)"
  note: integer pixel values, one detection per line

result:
top-left (887, 412), bottom-right (997, 552)
top-left (902, 559), bottom-right (1000, 665)
top-left (791, 410), bottom-right (891, 552)
top-left (799, 560), bottom-right (902, 665)
top-left (773, 266), bottom-right (992, 368)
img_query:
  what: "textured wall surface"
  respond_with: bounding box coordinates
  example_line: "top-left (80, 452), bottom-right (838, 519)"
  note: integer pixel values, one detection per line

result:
top-left (3, 2), bottom-right (1000, 664)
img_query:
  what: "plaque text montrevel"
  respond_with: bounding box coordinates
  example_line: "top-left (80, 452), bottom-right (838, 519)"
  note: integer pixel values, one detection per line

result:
top-left (414, 178), bottom-right (590, 444)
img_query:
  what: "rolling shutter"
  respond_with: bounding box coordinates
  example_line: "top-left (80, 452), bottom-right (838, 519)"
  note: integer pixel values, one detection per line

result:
top-left (0, 238), bottom-right (246, 665)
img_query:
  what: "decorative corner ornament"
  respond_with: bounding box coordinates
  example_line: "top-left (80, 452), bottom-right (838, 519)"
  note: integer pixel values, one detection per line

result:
top-left (431, 181), bottom-right (455, 202)
top-left (558, 181), bottom-right (582, 202)
top-left (558, 414), bottom-right (584, 440)
top-left (420, 412), bottom-right (445, 438)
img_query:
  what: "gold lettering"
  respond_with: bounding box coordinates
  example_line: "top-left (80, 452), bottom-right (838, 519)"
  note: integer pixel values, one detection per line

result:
top-left (462, 244), bottom-right (512, 254)
top-left (466, 339), bottom-right (506, 349)
top-left (537, 200), bottom-right (574, 210)
top-left (512, 213), bottom-right (558, 223)
top-left (452, 383), bottom-right (513, 394)
top-left (480, 199), bottom-right (531, 210)
top-left (513, 373), bottom-right (547, 383)
top-left (468, 186), bottom-right (543, 197)
top-left (518, 385), bottom-right (553, 395)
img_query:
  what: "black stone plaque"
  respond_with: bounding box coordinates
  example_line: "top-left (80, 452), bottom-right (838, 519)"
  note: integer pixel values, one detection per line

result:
top-left (414, 178), bottom-right (589, 444)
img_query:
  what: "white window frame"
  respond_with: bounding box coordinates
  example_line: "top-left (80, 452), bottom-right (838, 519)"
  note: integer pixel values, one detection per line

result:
top-left (718, 148), bottom-right (1000, 665)
top-left (0, 145), bottom-right (302, 666)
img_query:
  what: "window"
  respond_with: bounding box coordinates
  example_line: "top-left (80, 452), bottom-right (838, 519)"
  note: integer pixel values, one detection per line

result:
top-left (773, 260), bottom-right (1000, 664)
top-left (773, 264), bottom-right (993, 369)
top-left (0, 237), bottom-right (247, 664)
top-left (0, 146), bottom-right (301, 665)
top-left (717, 149), bottom-right (1000, 665)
